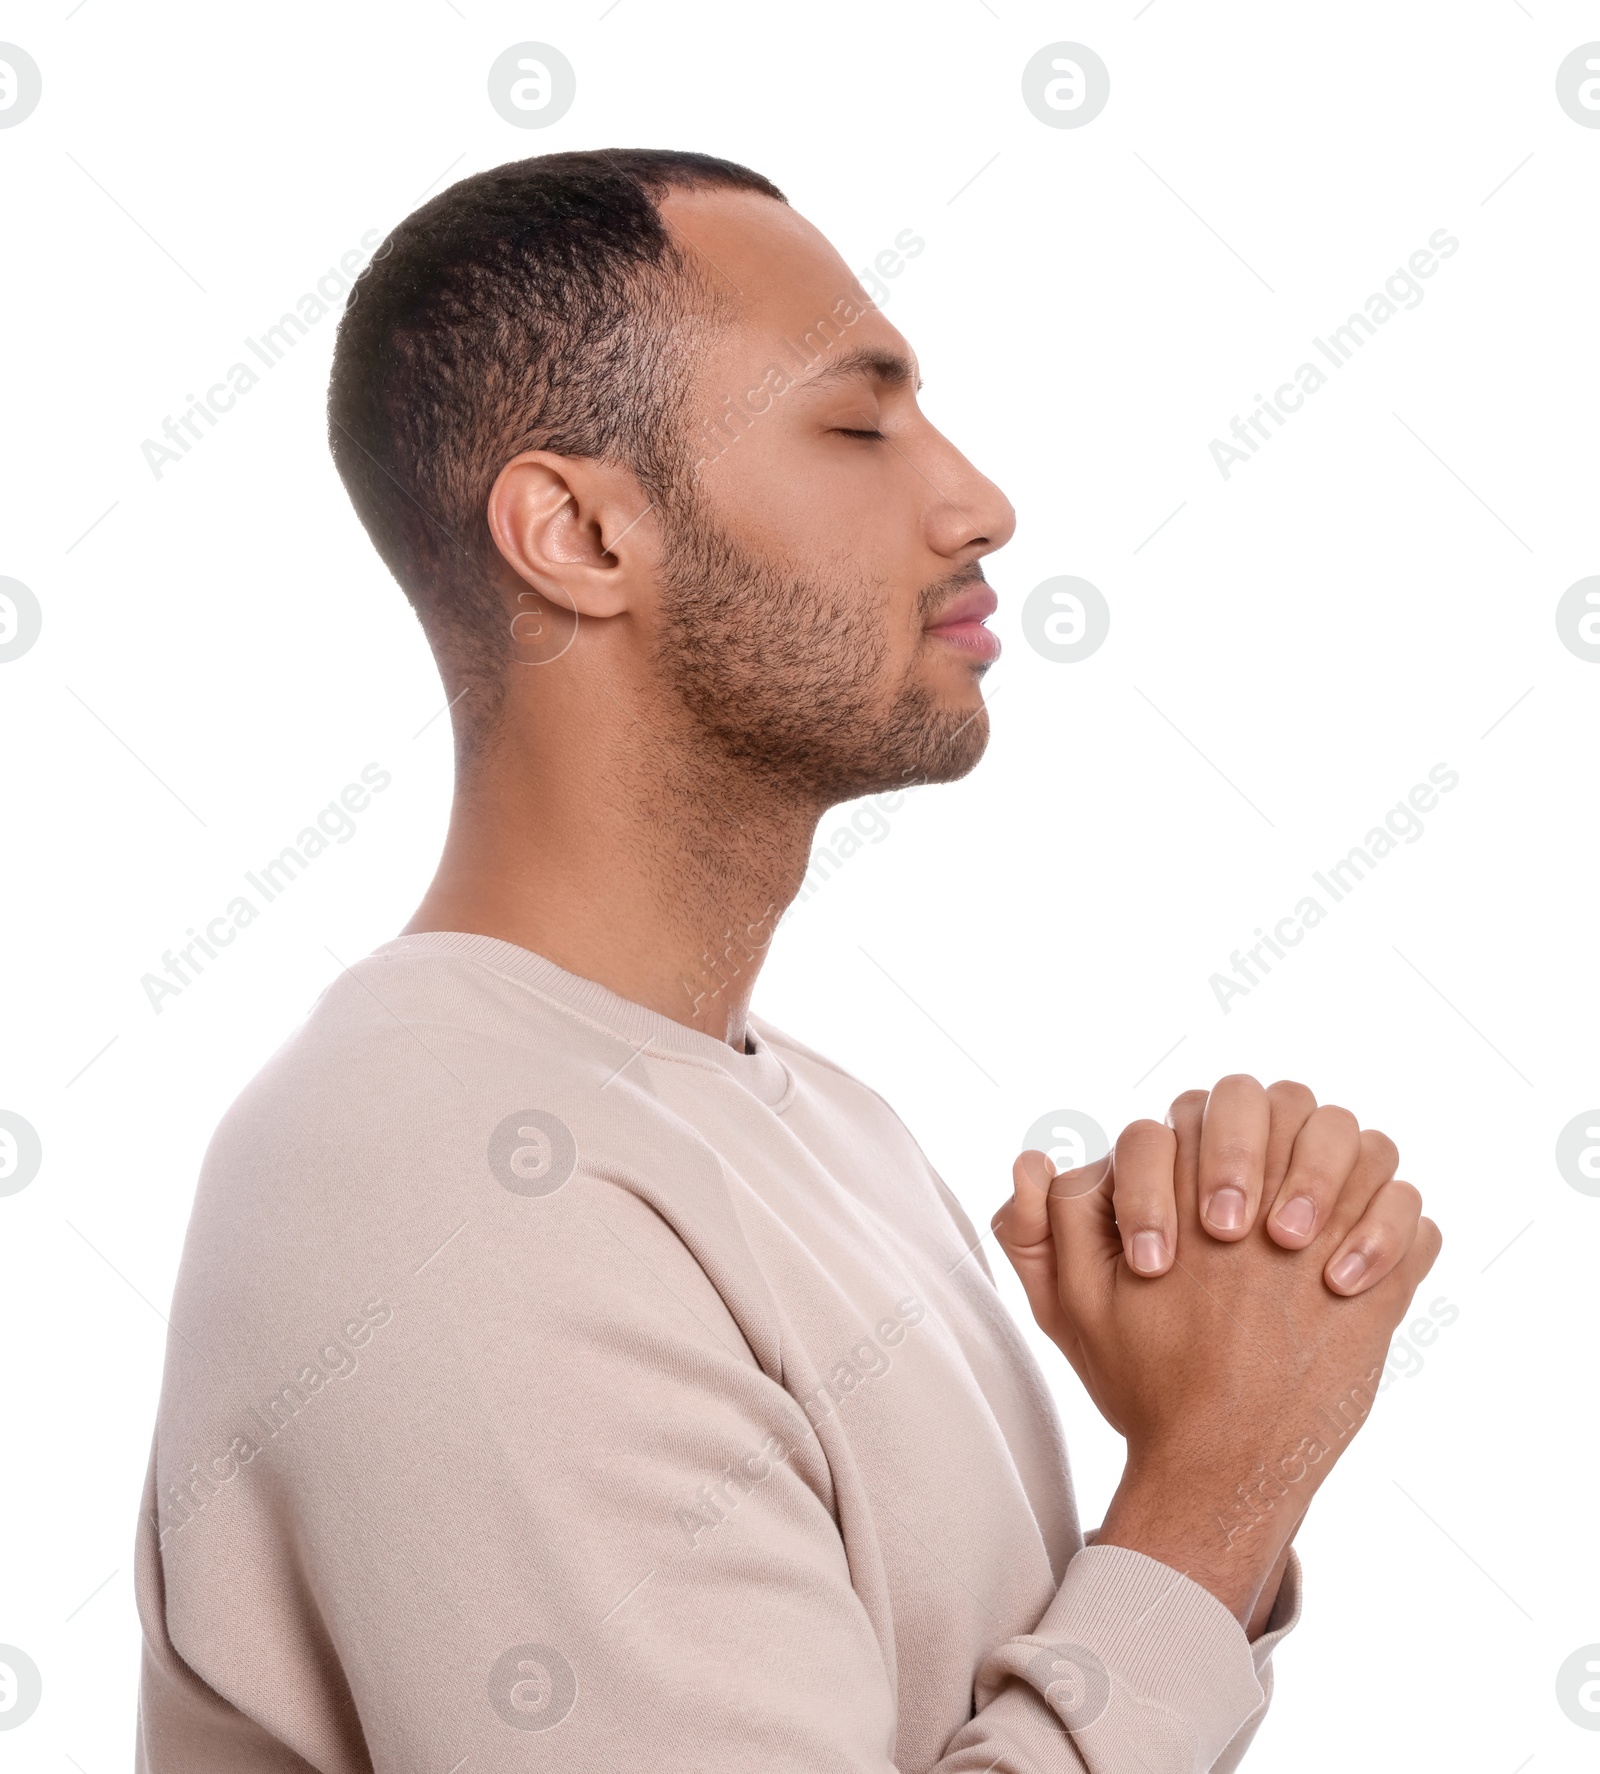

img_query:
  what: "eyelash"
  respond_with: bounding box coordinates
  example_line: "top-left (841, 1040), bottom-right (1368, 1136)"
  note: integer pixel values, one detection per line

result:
top-left (835, 428), bottom-right (885, 441)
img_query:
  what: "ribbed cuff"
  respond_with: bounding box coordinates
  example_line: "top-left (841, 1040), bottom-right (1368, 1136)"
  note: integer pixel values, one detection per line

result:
top-left (975, 1543), bottom-right (1295, 1773)
top-left (1248, 1546), bottom-right (1302, 1672)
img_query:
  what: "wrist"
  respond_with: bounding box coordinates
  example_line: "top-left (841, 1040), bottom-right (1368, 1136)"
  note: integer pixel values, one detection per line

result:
top-left (1097, 1455), bottom-right (1304, 1627)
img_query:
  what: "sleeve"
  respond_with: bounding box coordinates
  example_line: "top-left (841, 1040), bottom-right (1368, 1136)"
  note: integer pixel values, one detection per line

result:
top-left (137, 1162), bottom-right (1297, 1774)
top-left (1209, 1551), bottom-right (1303, 1774)
top-left (958, 1545), bottom-right (1302, 1773)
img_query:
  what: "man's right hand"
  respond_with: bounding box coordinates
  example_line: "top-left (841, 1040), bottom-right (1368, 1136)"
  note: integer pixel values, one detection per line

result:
top-left (991, 1078), bottom-right (1442, 1627)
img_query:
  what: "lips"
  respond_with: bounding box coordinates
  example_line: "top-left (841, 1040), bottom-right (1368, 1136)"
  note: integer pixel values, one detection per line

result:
top-left (926, 582), bottom-right (1001, 662)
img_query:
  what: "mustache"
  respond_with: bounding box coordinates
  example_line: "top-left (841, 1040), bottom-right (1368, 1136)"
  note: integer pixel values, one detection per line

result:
top-left (917, 564), bottom-right (989, 621)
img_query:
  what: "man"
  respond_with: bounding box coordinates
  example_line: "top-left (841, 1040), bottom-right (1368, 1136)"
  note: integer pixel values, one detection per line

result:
top-left (134, 150), bottom-right (1439, 1772)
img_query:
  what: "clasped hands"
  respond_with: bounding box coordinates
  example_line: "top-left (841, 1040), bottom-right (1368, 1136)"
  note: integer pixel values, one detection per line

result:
top-left (991, 1074), bottom-right (1442, 1629)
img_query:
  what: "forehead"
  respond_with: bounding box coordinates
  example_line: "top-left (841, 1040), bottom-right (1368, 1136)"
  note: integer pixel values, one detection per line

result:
top-left (657, 185), bottom-right (912, 378)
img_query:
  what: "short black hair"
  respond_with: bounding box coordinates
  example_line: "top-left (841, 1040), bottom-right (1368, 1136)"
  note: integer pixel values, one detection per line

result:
top-left (327, 148), bottom-right (787, 739)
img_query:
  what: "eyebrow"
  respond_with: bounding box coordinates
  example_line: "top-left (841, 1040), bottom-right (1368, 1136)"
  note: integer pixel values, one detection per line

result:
top-left (798, 346), bottom-right (922, 394)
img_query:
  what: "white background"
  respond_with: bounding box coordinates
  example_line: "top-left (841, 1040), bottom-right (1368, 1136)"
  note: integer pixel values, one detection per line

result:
top-left (2, 2), bottom-right (1597, 1768)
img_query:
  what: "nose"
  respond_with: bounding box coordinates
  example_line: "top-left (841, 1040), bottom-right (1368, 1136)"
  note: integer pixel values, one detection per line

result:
top-left (920, 428), bottom-right (1017, 565)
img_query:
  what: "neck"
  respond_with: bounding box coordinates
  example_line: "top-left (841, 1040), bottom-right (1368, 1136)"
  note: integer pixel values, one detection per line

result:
top-left (403, 697), bottom-right (822, 1048)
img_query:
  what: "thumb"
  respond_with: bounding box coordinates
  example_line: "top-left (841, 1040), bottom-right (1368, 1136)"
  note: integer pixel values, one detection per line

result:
top-left (992, 1151), bottom-right (1068, 1341)
top-left (1046, 1154), bottom-right (1121, 1308)
top-left (994, 1148), bottom-right (1056, 1250)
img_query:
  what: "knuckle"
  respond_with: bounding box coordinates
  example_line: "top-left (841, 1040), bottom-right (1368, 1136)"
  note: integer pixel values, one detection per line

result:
top-left (1361, 1129), bottom-right (1401, 1172)
top-left (1315, 1103), bottom-right (1361, 1140)
top-left (1111, 1195), bottom-right (1173, 1235)
top-left (1352, 1224), bottom-right (1393, 1259)
top-left (1267, 1078), bottom-right (1317, 1114)
top-left (1208, 1135), bottom-right (1262, 1169)
top-left (1385, 1179), bottom-right (1424, 1215)
top-left (1167, 1088), bottom-right (1209, 1119)
top-left (1282, 1159), bottom-right (1343, 1198)
top-left (1116, 1118), bottom-right (1174, 1156)
top-left (1213, 1072), bottom-right (1263, 1096)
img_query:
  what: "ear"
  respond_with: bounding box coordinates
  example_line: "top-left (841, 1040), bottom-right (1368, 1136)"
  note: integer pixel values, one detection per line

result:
top-left (486, 451), bottom-right (662, 631)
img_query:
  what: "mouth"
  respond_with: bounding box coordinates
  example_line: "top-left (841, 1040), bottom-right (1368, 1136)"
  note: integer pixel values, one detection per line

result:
top-left (925, 582), bottom-right (1001, 663)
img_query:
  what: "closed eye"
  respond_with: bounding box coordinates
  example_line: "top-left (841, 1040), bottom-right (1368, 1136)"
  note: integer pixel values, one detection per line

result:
top-left (834, 428), bottom-right (885, 441)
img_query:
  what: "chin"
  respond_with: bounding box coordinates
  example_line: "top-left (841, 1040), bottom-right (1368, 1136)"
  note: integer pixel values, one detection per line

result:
top-left (865, 694), bottom-right (991, 795)
top-left (921, 715), bottom-right (991, 785)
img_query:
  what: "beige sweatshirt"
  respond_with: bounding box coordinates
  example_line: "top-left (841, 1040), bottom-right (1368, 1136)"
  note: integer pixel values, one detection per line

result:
top-left (134, 932), bottom-right (1300, 1772)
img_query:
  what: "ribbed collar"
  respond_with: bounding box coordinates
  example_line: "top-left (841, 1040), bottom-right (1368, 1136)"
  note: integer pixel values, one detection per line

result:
top-left (369, 931), bottom-right (794, 1108)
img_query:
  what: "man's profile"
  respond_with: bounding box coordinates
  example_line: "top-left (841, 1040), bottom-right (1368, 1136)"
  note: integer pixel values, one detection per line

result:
top-left (133, 149), bottom-right (1439, 1772)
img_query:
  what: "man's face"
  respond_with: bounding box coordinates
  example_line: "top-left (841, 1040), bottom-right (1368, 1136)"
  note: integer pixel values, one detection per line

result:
top-left (647, 187), bottom-right (1016, 805)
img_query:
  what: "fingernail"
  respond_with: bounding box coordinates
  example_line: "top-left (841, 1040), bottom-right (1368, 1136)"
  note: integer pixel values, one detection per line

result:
top-left (1206, 1187), bottom-right (1247, 1231)
top-left (1275, 1195), bottom-right (1316, 1238)
top-left (1328, 1251), bottom-right (1367, 1290)
top-left (1129, 1231), bottom-right (1167, 1274)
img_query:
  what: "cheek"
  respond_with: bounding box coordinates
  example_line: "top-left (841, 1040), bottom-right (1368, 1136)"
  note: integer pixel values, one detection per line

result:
top-left (744, 494), bottom-right (909, 590)
top-left (685, 437), bottom-right (932, 668)
top-left (730, 453), bottom-right (882, 544)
